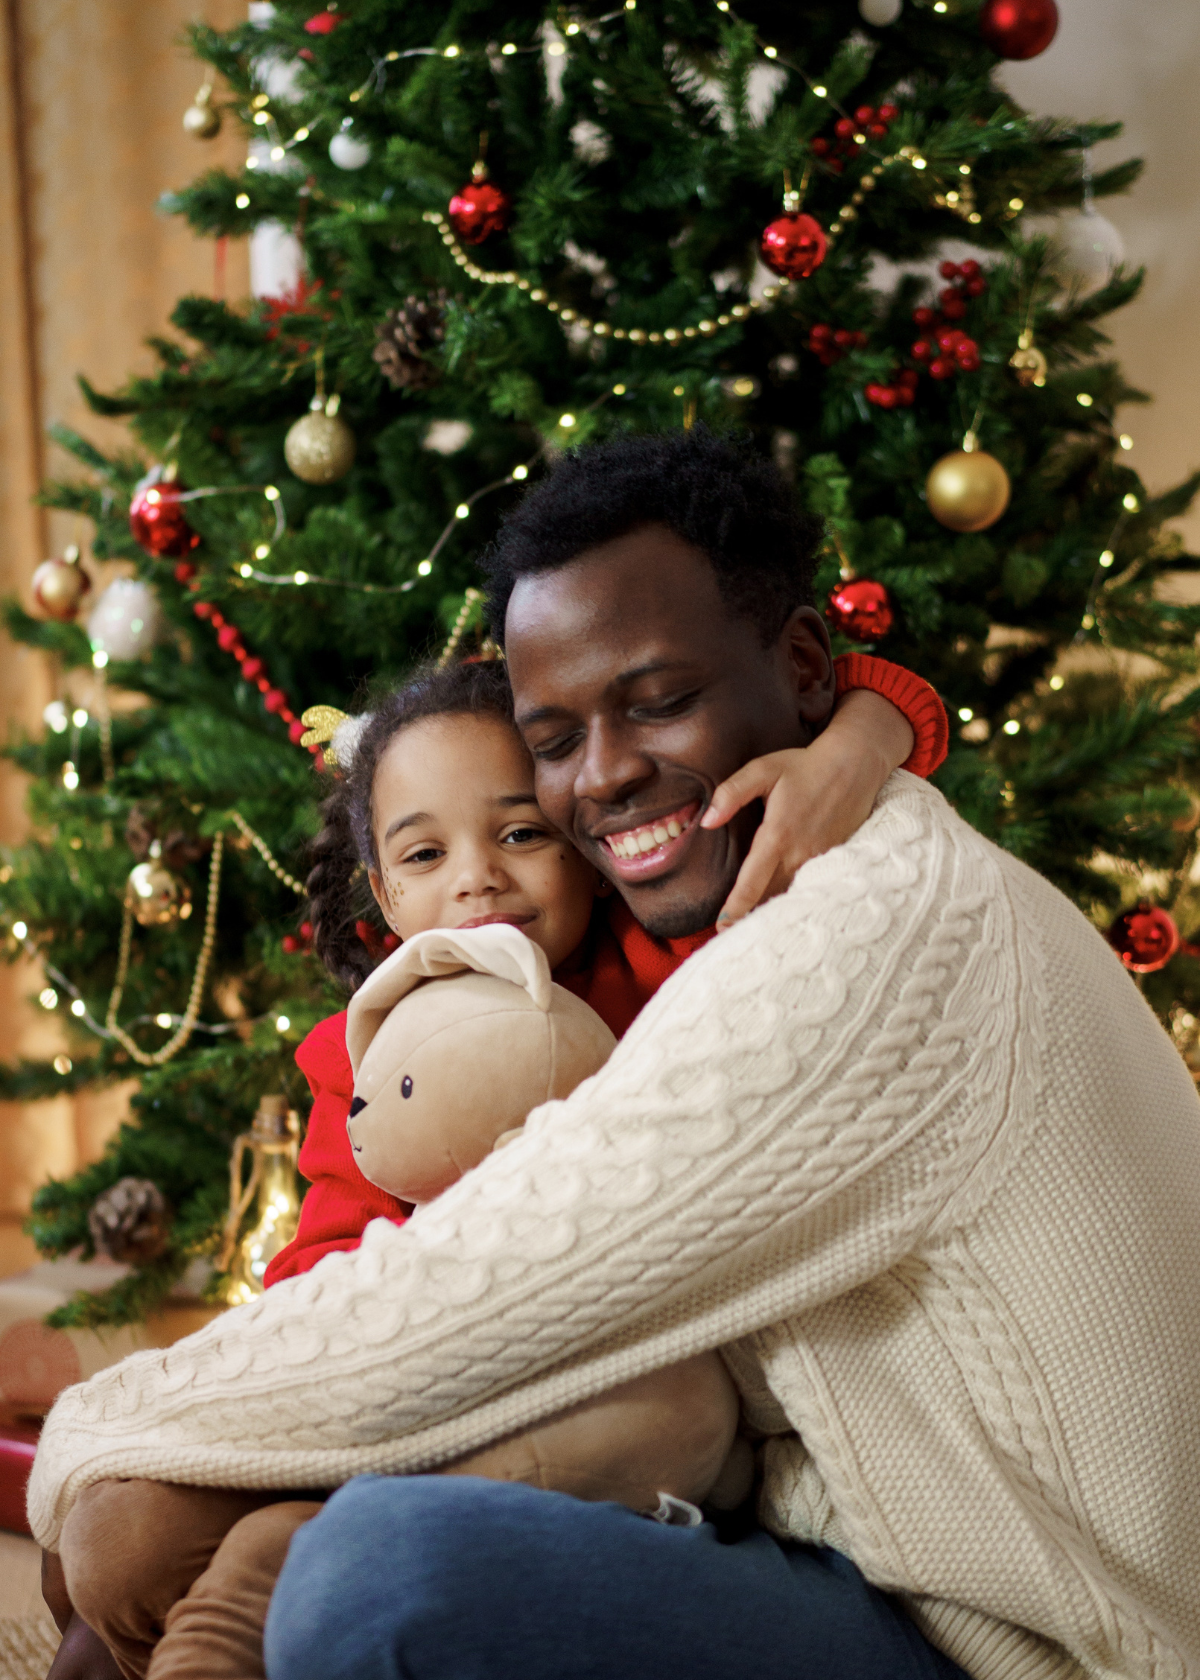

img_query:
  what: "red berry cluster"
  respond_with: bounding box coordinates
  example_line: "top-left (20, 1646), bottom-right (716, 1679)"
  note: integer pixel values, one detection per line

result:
top-left (190, 595), bottom-right (316, 756)
top-left (911, 318), bottom-right (981, 379)
top-left (282, 920), bottom-right (314, 956)
top-left (865, 369), bottom-right (919, 409)
top-left (807, 322), bottom-right (869, 366)
top-left (811, 103), bottom-right (900, 174)
top-left (935, 258), bottom-right (986, 320)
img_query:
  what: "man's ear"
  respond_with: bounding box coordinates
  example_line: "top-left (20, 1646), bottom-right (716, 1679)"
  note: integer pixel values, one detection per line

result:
top-left (779, 606), bottom-right (837, 727)
top-left (368, 867), bottom-right (397, 931)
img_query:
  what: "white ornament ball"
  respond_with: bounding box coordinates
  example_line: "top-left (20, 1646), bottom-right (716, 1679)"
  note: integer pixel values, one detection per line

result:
top-left (1051, 209), bottom-right (1125, 296)
top-left (329, 130), bottom-right (371, 171)
top-left (859, 0), bottom-right (902, 22)
top-left (87, 578), bottom-right (164, 661)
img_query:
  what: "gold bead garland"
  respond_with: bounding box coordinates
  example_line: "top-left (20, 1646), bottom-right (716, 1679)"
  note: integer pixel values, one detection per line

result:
top-left (227, 810), bottom-right (306, 895)
top-left (105, 832), bottom-right (224, 1067)
top-left (436, 588), bottom-right (485, 667)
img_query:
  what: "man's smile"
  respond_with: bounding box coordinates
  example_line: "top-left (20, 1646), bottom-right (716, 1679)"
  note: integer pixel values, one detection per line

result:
top-left (591, 800), bottom-right (702, 881)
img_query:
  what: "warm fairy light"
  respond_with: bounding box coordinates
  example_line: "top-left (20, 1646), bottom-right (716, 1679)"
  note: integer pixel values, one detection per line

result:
top-left (246, 156), bottom-right (259, 172)
top-left (612, 384), bottom-right (626, 395)
top-left (253, 111), bottom-right (269, 126)
top-left (275, 1015), bottom-right (291, 1033)
top-left (764, 45), bottom-right (778, 57)
top-left (71, 998), bottom-right (86, 1017)
top-left (417, 559), bottom-right (433, 575)
top-left (92, 650), bottom-right (108, 668)
top-left (270, 146), bottom-right (285, 161)
top-left (72, 708), bottom-right (88, 726)
top-left (1119, 434), bottom-right (1133, 450)
top-left (1002, 721), bottom-right (1021, 736)
top-left (255, 544), bottom-right (271, 559)
top-left (293, 570), bottom-right (309, 584)
top-left (264, 485), bottom-right (281, 501)
top-left (294, 126), bottom-right (310, 141)
top-left (236, 193), bottom-right (251, 208)
top-left (455, 503), bottom-right (470, 519)
top-left (959, 165), bottom-right (972, 176)
top-left (1049, 675), bottom-right (1065, 690)
top-left (912, 156), bottom-right (927, 170)
top-left (62, 762), bottom-right (79, 790)
top-left (673, 384), bottom-right (685, 396)
top-left (54, 1055), bottom-right (72, 1075)
top-left (1123, 493), bottom-right (1140, 512)
top-left (717, 1), bottom-right (730, 8)
top-left (12, 922), bottom-right (27, 940)
top-left (548, 40), bottom-right (566, 55)
top-left (512, 464), bottom-right (529, 479)
top-left (251, 94), bottom-right (269, 109)
top-left (934, 2), bottom-right (948, 10)
top-left (565, 20), bottom-right (581, 32)
top-left (239, 563), bottom-right (253, 577)
top-left (39, 987), bottom-right (58, 1010)
top-left (958, 707), bottom-right (974, 722)
top-left (559, 413), bottom-right (577, 428)
top-left (812, 84), bottom-right (827, 97)
top-left (1009, 197), bottom-right (1024, 212)
top-left (502, 41), bottom-right (517, 53)
top-left (1099, 550), bottom-right (1115, 568)
top-left (443, 44), bottom-right (460, 57)
top-left (1081, 613), bottom-right (1096, 629)
top-left (1077, 393), bottom-right (1093, 408)
top-left (156, 1012), bottom-right (173, 1027)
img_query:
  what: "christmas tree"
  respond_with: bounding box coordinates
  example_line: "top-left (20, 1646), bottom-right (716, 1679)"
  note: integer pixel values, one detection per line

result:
top-left (5, 0), bottom-right (1198, 1327)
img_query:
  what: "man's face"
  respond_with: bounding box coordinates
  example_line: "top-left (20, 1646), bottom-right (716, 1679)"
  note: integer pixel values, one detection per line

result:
top-left (505, 525), bottom-right (836, 937)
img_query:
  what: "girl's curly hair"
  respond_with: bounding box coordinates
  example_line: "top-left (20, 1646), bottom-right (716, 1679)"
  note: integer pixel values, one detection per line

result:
top-left (307, 659), bottom-right (515, 991)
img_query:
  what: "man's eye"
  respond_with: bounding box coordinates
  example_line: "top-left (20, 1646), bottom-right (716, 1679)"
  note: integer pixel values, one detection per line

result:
top-left (530, 734), bottom-right (580, 763)
top-left (633, 692), bottom-right (699, 720)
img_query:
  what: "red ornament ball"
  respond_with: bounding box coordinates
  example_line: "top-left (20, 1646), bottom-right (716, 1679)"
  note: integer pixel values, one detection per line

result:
top-left (979, 0), bottom-right (1059, 59)
top-left (447, 178), bottom-right (512, 245)
top-left (826, 578), bottom-right (894, 642)
top-left (304, 10), bottom-right (340, 33)
top-left (760, 213), bottom-right (828, 281)
top-left (130, 471), bottom-right (199, 560)
top-left (1107, 901), bottom-right (1180, 974)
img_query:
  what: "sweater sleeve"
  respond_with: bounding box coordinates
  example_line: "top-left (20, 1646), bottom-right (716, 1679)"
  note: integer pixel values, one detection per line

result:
top-left (833, 653), bottom-right (949, 779)
top-left (28, 779), bottom-right (1020, 1549)
top-left (264, 1013), bottom-right (409, 1287)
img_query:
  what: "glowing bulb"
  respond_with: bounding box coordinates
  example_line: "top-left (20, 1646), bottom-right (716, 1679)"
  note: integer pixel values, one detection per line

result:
top-left (912, 156), bottom-right (927, 170)
top-left (255, 543), bottom-right (271, 559)
top-left (62, 762), bottom-right (79, 790)
top-left (1099, 549), bottom-right (1115, 568)
top-left (934, 2), bottom-right (948, 10)
top-left (548, 41), bottom-right (566, 55)
top-left (1081, 613), bottom-right (1096, 629)
top-left (92, 650), bottom-right (108, 668)
top-left (455, 503), bottom-right (470, 519)
top-left (253, 111), bottom-right (269, 126)
top-left (235, 193), bottom-right (250, 208)
top-left (717, 1), bottom-right (730, 9)
top-left (275, 1015), bottom-right (291, 1033)
top-left (673, 384), bottom-right (685, 397)
top-left (156, 1012), bottom-right (173, 1028)
top-left (812, 84), bottom-right (827, 97)
top-left (1076, 393), bottom-right (1093, 408)
top-left (566, 21), bottom-right (581, 32)
top-left (71, 708), bottom-right (88, 727)
top-left (264, 485), bottom-right (280, 501)
top-left (53, 1055), bottom-right (72, 1075)
top-left (44, 702), bottom-right (68, 733)
top-left (764, 45), bottom-right (777, 58)
top-left (40, 987), bottom-right (58, 1010)
top-left (1009, 197), bottom-right (1024, 212)
top-left (512, 464), bottom-right (528, 480)
top-left (251, 94), bottom-right (269, 109)
top-left (1049, 675), bottom-right (1065, 690)
top-left (559, 412), bottom-right (576, 428)
top-left (293, 570), bottom-right (309, 584)
top-left (959, 165), bottom-right (972, 176)
top-left (443, 44), bottom-right (460, 57)
top-left (1003, 720), bottom-right (1020, 736)
top-left (246, 156), bottom-right (259, 171)
top-left (293, 126), bottom-right (310, 141)
top-left (1123, 493), bottom-right (1140, 512)
top-left (958, 707), bottom-right (974, 722)
top-left (270, 145), bottom-right (285, 160)
top-left (502, 41), bottom-right (517, 53)
top-left (12, 922), bottom-right (27, 940)
top-left (417, 559), bottom-right (433, 576)
top-left (612, 384), bottom-right (626, 395)
top-left (1119, 434), bottom-right (1133, 450)
top-left (71, 998), bottom-right (86, 1017)
top-left (239, 563), bottom-right (253, 577)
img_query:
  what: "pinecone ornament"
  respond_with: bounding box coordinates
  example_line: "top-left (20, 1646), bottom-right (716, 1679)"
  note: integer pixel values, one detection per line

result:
top-left (373, 292), bottom-right (448, 390)
top-left (88, 1177), bottom-right (171, 1264)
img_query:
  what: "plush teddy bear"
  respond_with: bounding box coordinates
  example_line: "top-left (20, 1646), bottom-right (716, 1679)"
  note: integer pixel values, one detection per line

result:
top-left (345, 923), bottom-right (752, 1516)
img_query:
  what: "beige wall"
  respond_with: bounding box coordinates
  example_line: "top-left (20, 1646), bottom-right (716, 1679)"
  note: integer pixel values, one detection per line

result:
top-left (0, 1), bottom-right (247, 1273)
top-left (0, 3), bottom-right (1197, 1269)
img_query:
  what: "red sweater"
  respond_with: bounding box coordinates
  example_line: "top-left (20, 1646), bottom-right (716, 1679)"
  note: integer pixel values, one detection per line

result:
top-left (265, 655), bottom-right (946, 1286)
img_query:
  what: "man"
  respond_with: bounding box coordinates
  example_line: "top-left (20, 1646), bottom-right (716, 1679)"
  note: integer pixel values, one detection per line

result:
top-left (30, 431), bottom-right (1200, 1680)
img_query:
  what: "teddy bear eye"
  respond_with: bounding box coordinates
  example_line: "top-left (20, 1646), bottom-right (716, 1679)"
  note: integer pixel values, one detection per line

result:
top-left (401, 1076), bottom-right (413, 1099)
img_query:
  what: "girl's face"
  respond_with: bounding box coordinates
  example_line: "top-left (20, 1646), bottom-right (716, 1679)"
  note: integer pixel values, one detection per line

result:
top-left (368, 712), bottom-right (602, 971)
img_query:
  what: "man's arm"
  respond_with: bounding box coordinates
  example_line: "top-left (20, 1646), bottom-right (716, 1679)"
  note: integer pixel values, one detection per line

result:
top-left (30, 781), bottom-right (1015, 1552)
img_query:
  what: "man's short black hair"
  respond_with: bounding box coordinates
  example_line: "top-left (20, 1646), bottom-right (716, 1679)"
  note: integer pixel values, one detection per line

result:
top-left (481, 427), bottom-right (823, 646)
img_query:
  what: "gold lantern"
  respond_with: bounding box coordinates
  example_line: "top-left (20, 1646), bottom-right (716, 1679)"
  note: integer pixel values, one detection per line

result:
top-left (218, 1095), bottom-right (302, 1304)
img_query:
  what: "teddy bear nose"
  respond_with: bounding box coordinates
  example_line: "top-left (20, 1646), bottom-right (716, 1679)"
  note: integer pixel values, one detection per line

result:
top-left (401, 1076), bottom-right (413, 1099)
top-left (349, 1096), bottom-right (366, 1117)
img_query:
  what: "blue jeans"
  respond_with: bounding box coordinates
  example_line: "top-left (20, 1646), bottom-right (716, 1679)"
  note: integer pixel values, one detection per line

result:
top-left (264, 1475), bottom-right (971, 1680)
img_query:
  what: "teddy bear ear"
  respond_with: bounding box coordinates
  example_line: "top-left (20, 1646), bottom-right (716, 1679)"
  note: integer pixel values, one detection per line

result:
top-left (346, 924), bottom-right (553, 1073)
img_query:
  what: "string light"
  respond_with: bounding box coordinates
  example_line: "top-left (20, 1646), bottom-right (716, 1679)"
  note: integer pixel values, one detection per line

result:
top-left (53, 1055), bottom-right (72, 1076)
top-left (71, 998), bottom-right (86, 1017)
top-left (1123, 493), bottom-right (1140, 512)
top-left (39, 988), bottom-right (58, 1010)
top-left (958, 707), bottom-right (974, 721)
top-left (1119, 434), bottom-right (1133, 450)
top-left (235, 193), bottom-right (250, 208)
top-left (1003, 720), bottom-right (1021, 735)
top-left (276, 1015), bottom-right (291, 1032)
top-left (512, 464), bottom-right (529, 479)
top-left (92, 650), bottom-right (108, 669)
top-left (1077, 393), bottom-right (1094, 408)
top-left (62, 762), bottom-right (79, 791)
top-left (1049, 675), bottom-right (1065, 690)
top-left (12, 922), bottom-right (27, 940)
top-left (1099, 549), bottom-right (1115, 568)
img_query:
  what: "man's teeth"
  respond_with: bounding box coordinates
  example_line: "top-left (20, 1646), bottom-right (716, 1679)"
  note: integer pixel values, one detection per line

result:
top-left (606, 817), bottom-right (683, 859)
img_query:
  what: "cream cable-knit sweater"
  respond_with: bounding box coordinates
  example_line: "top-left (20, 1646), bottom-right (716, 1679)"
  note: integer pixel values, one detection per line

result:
top-left (29, 775), bottom-right (1200, 1680)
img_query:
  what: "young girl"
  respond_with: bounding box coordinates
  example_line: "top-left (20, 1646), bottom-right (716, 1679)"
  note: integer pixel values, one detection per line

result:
top-left (46, 650), bottom-right (946, 1680)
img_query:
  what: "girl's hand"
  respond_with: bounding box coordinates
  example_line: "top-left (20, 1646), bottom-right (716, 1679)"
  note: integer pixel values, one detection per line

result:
top-left (702, 688), bottom-right (915, 928)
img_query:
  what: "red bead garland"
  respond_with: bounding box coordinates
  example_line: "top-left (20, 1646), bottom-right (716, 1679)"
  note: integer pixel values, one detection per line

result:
top-left (191, 597), bottom-right (319, 759)
top-left (807, 322), bottom-right (868, 367)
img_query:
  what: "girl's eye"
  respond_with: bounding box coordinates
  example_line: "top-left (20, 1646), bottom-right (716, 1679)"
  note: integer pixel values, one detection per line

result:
top-left (403, 845), bottom-right (444, 865)
top-left (503, 826), bottom-right (546, 846)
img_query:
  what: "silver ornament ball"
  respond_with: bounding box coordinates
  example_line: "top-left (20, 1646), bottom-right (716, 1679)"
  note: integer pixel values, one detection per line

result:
top-left (87, 578), bottom-right (164, 661)
top-left (859, 0), bottom-right (902, 23)
top-left (329, 130), bottom-right (371, 170)
top-left (1051, 209), bottom-right (1125, 296)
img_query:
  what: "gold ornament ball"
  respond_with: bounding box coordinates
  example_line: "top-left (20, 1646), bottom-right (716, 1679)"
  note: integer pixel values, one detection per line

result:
top-left (32, 553), bottom-right (90, 621)
top-left (1010, 344), bottom-right (1048, 389)
top-left (125, 859), bottom-right (192, 928)
top-left (926, 449), bottom-right (1012, 533)
top-left (183, 85), bottom-right (221, 139)
top-left (284, 410), bottom-right (357, 485)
